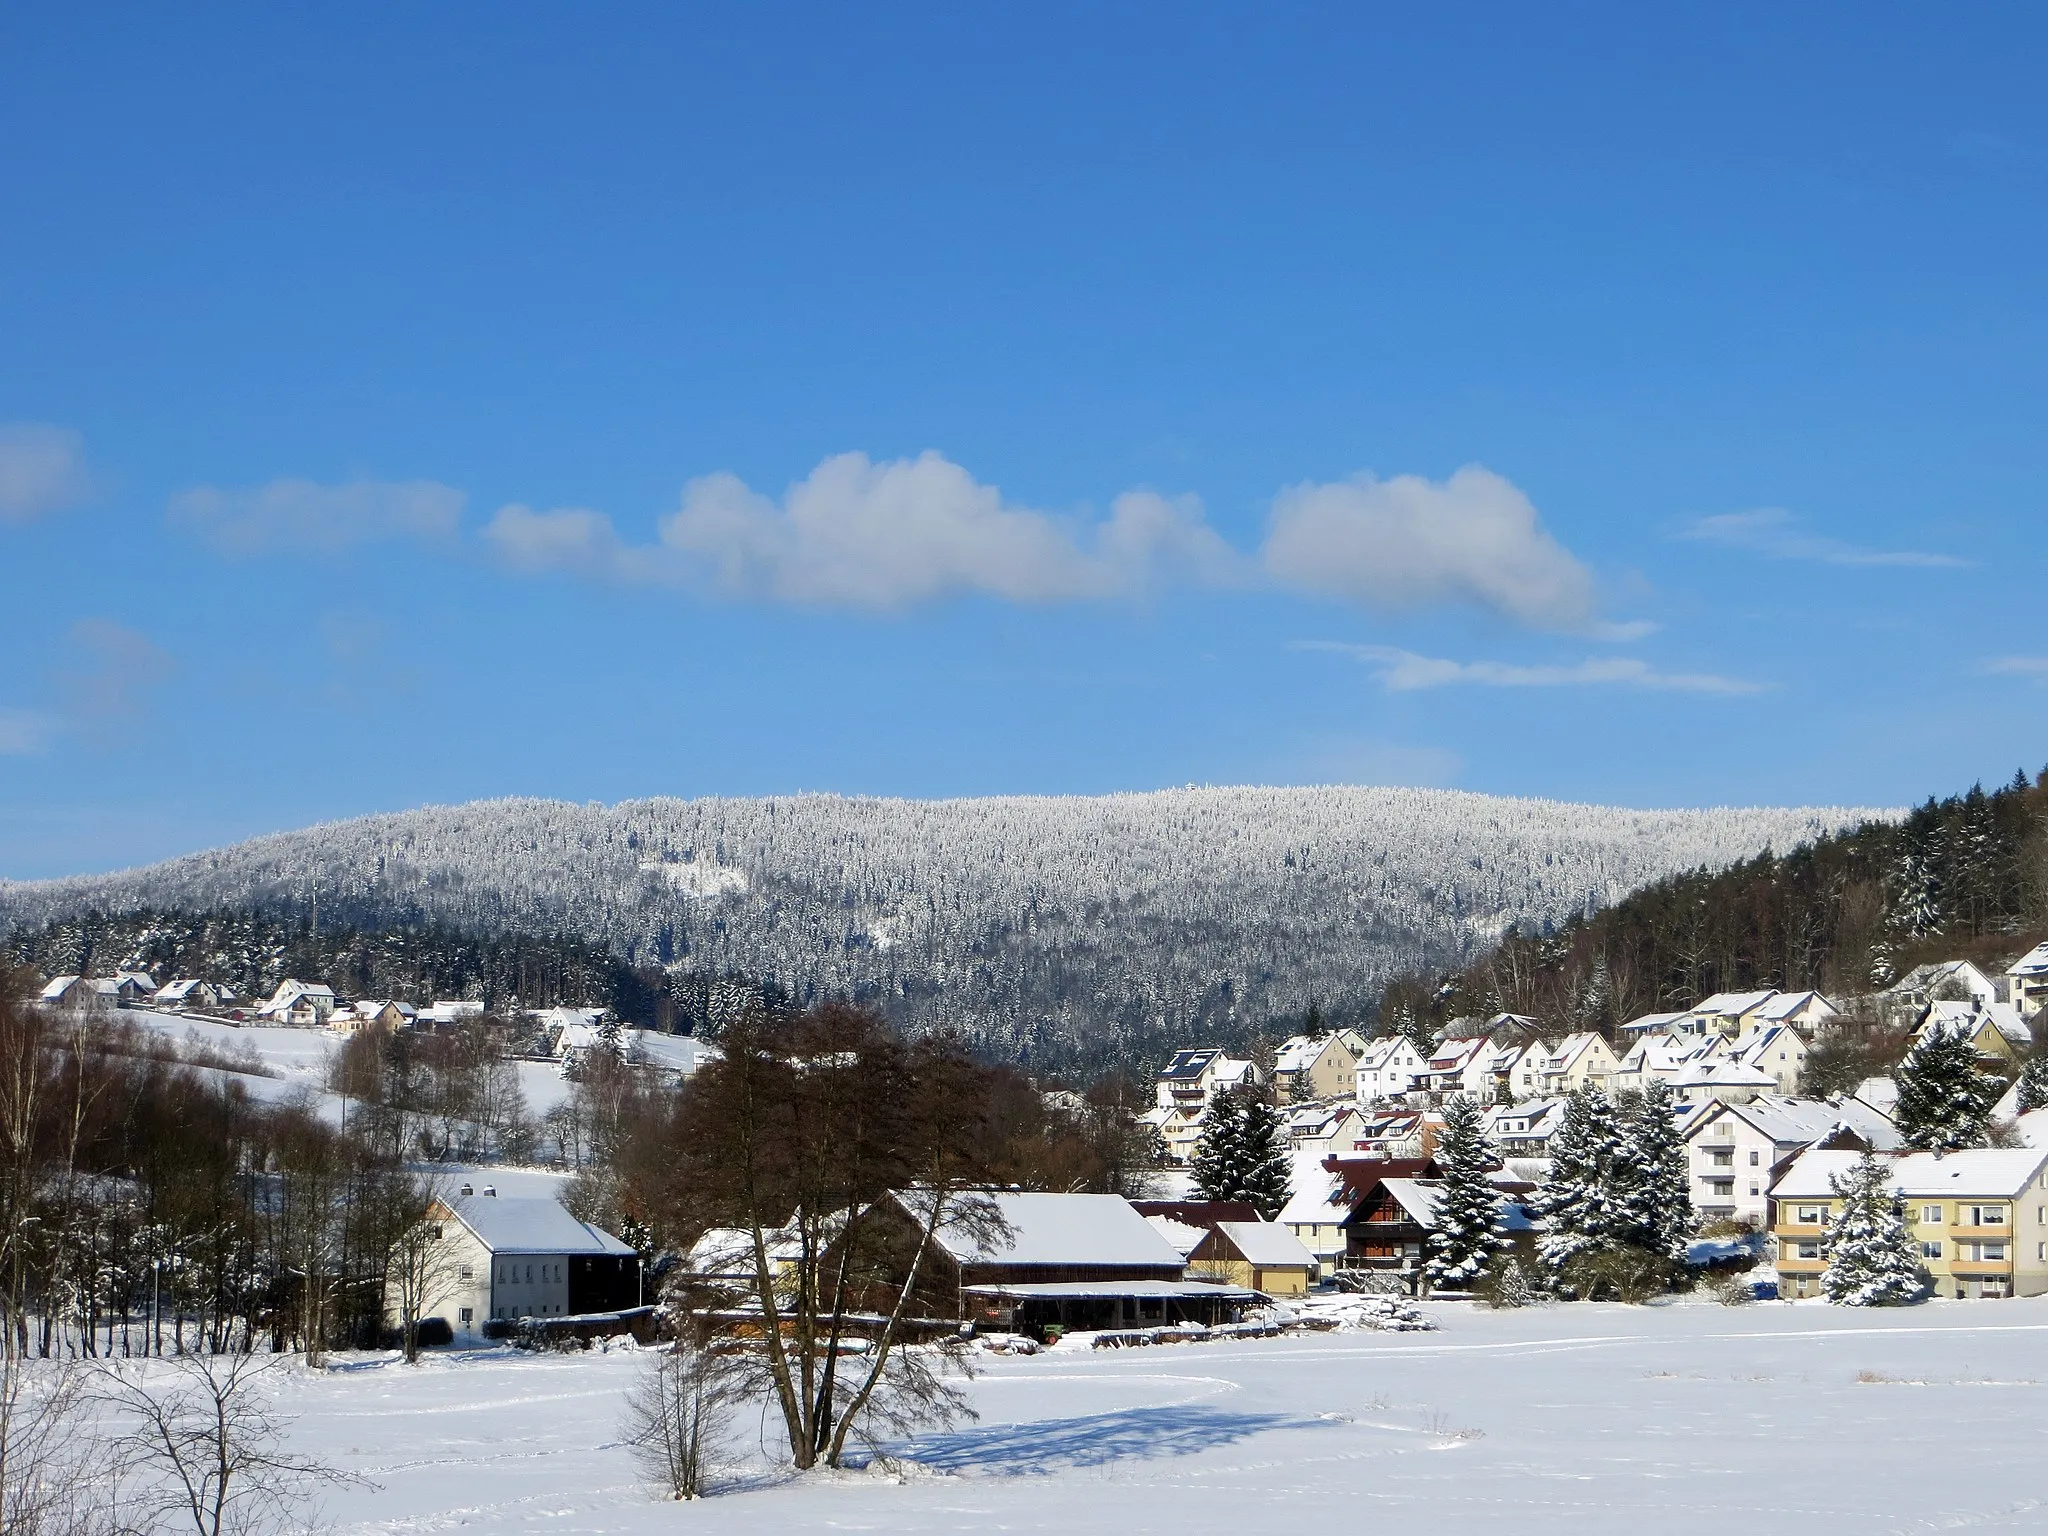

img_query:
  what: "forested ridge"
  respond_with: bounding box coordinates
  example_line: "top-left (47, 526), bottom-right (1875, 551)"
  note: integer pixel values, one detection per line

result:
top-left (0, 785), bottom-right (1870, 1075)
top-left (1383, 768), bottom-right (2048, 1038)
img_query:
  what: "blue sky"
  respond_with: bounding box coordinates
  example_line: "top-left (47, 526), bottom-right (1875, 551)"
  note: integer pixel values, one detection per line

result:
top-left (3, 4), bottom-right (2045, 879)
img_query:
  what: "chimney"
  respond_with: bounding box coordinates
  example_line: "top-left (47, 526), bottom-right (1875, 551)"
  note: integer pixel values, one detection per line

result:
top-left (483, 1186), bottom-right (497, 1197)
top-left (459, 1184), bottom-right (473, 1196)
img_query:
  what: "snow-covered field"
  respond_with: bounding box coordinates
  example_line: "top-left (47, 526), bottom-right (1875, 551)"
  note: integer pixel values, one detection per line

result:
top-left (263, 1298), bottom-right (2048, 1534)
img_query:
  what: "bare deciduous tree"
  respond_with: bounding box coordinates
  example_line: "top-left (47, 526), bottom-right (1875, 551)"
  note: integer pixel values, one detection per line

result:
top-left (96, 1352), bottom-right (361, 1536)
top-left (384, 1179), bottom-right (465, 1364)
top-left (620, 1341), bottom-right (732, 1500)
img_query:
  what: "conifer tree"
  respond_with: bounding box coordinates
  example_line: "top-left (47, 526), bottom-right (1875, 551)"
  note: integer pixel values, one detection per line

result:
top-left (1423, 1094), bottom-right (1505, 1290)
top-left (1613, 1079), bottom-right (1694, 1262)
top-left (1530, 1086), bottom-right (1625, 1283)
top-left (1893, 1023), bottom-right (2000, 1152)
top-left (1820, 1153), bottom-right (1926, 1306)
top-left (2015, 1053), bottom-right (2048, 1116)
top-left (1190, 1088), bottom-right (1293, 1218)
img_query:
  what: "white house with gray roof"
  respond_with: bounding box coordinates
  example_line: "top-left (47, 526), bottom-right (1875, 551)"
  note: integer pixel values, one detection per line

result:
top-left (406, 1189), bottom-right (640, 1337)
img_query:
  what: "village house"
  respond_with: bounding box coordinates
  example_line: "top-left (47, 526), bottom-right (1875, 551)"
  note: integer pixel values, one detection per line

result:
top-left (1132, 1200), bottom-right (1318, 1296)
top-left (1750, 989), bottom-right (1840, 1035)
top-left (1915, 999), bottom-right (2033, 1066)
top-left (1680, 990), bottom-right (1784, 1038)
top-left (330, 999), bottom-right (417, 1033)
top-left (1728, 1023), bottom-right (1810, 1095)
top-left (1154, 1047), bottom-right (1261, 1117)
top-left (2008, 943), bottom-right (2048, 1019)
top-left (1277, 1152), bottom-right (1353, 1277)
top-left (150, 978), bottom-right (220, 1012)
top-left (36, 975), bottom-right (105, 1012)
top-left (904, 1190), bottom-right (1258, 1339)
top-left (1143, 1103), bottom-right (1206, 1165)
top-left (1283, 1101), bottom-right (1364, 1157)
top-left (1771, 1147), bottom-right (2048, 1300)
top-left (1613, 1030), bottom-right (1717, 1095)
top-left (1883, 959), bottom-right (2003, 1023)
top-left (404, 1187), bottom-right (642, 1337)
top-left (258, 979), bottom-right (339, 1025)
top-left (1352, 1036), bottom-right (1429, 1105)
top-left (1271, 1033), bottom-right (1358, 1104)
top-left (1684, 1094), bottom-right (1900, 1230)
top-left (1488, 1040), bottom-right (1546, 1102)
top-left (1535, 1032), bottom-right (1620, 1097)
top-left (1620, 1009), bottom-right (1693, 1038)
top-left (1414, 1035), bottom-right (1497, 1102)
top-left (1667, 1056), bottom-right (1778, 1113)
top-left (1483, 1098), bottom-right (1569, 1157)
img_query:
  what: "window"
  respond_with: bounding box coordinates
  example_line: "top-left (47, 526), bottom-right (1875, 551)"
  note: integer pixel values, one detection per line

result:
top-left (1711, 1152), bottom-right (1734, 1168)
top-left (525, 1264), bottom-right (534, 1283)
top-left (458, 1265), bottom-right (473, 1282)
top-left (1749, 1183), bottom-right (1759, 1197)
top-left (1795, 1206), bottom-right (1825, 1225)
top-left (1921, 1241), bottom-right (1943, 1259)
top-left (1795, 1241), bottom-right (1821, 1259)
top-left (1749, 1150), bottom-right (1760, 1166)
top-left (1921, 1206), bottom-right (1943, 1225)
top-left (1967, 1205), bottom-right (2009, 1227)
top-left (459, 1308), bottom-right (473, 1325)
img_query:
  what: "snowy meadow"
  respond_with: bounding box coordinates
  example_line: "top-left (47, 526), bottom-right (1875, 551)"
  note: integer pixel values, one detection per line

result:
top-left (258, 1299), bottom-right (2045, 1535)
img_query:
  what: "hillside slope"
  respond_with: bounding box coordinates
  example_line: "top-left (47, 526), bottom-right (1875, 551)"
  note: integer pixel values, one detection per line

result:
top-left (0, 786), bottom-right (1881, 1071)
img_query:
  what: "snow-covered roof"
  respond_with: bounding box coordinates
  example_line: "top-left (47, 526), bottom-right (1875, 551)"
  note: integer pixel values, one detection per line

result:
top-left (38, 975), bottom-right (82, 999)
top-left (114, 970), bottom-right (156, 989)
top-left (1276, 1149), bottom-right (1347, 1226)
top-left (1696, 1094), bottom-right (1900, 1151)
top-left (1159, 1047), bottom-right (1224, 1081)
top-left (1918, 999), bottom-right (2033, 1048)
top-left (1773, 1147), bottom-right (2048, 1201)
top-left (1620, 1011), bottom-right (1689, 1035)
top-left (1753, 990), bottom-right (1836, 1022)
top-left (1378, 1178), bottom-right (1441, 1228)
top-left (1672, 1058), bottom-right (1776, 1089)
top-left (918, 1192), bottom-right (1186, 1270)
top-left (153, 978), bottom-right (210, 1000)
top-left (1273, 1035), bottom-right (1333, 1073)
top-left (1144, 1215), bottom-right (1208, 1257)
top-left (1213, 1220), bottom-right (1317, 1269)
top-left (2010, 943), bottom-right (2048, 979)
top-left (1694, 990), bottom-right (1778, 1016)
top-left (442, 1194), bottom-right (635, 1256)
top-left (1890, 959), bottom-right (1998, 995)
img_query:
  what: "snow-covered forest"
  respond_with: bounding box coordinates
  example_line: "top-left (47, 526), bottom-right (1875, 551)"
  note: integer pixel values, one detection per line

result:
top-left (0, 787), bottom-right (1880, 1071)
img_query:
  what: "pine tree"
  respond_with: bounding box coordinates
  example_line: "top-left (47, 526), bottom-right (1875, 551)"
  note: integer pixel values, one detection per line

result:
top-left (2017, 1054), bottom-right (2048, 1116)
top-left (1423, 1095), bottom-right (1505, 1290)
top-left (1190, 1088), bottom-right (1293, 1217)
top-left (1388, 1001), bottom-right (1435, 1061)
top-left (1487, 1257), bottom-right (1535, 1309)
top-left (1530, 1086), bottom-right (1625, 1284)
top-left (1612, 1080), bottom-right (1694, 1263)
top-left (1189, 1089), bottom-right (1245, 1203)
top-left (1893, 1023), bottom-right (2000, 1152)
top-left (1820, 1153), bottom-right (1927, 1306)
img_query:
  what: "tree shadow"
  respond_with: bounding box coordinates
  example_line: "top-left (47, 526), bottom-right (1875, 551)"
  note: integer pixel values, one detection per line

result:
top-left (880, 1404), bottom-right (1329, 1476)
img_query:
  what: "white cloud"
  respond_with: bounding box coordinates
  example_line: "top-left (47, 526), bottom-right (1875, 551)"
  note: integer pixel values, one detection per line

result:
top-left (0, 423), bottom-right (91, 522)
top-left (169, 477), bottom-right (465, 554)
top-left (0, 708), bottom-right (54, 755)
top-left (1984, 656), bottom-right (2048, 682)
top-left (487, 451), bottom-right (1245, 609)
top-left (1308, 642), bottom-right (1761, 695)
top-left (1679, 508), bottom-right (1967, 569)
top-left (1261, 466), bottom-right (1600, 632)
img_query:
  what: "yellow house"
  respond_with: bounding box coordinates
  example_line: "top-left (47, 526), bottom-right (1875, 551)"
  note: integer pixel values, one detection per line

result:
top-left (1272, 1033), bottom-right (1359, 1105)
top-left (1771, 1147), bottom-right (2048, 1300)
top-left (1537, 1032), bottom-right (1621, 1097)
top-left (1915, 1001), bottom-right (2033, 1067)
top-left (1186, 1220), bottom-right (1319, 1296)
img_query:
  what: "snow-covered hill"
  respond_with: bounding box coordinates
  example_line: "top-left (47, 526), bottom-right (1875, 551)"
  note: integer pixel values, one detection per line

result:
top-left (0, 787), bottom-right (1883, 1064)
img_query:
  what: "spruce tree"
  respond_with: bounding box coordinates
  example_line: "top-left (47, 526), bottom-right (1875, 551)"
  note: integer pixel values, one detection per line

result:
top-left (1423, 1094), bottom-right (1505, 1290)
top-left (1820, 1153), bottom-right (1927, 1306)
top-left (1893, 1023), bottom-right (2000, 1151)
top-left (1530, 1086), bottom-right (1625, 1284)
top-left (1189, 1088), bottom-right (1246, 1202)
top-left (1190, 1088), bottom-right (1293, 1217)
top-left (1613, 1079), bottom-right (1694, 1263)
top-left (2015, 1053), bottom-right (2048, 1115)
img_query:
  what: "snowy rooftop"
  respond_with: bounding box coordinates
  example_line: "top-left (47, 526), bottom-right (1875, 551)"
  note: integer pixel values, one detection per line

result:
top-left (2010, 943), bottom-right (2048, 978)
top-left (1773, 1147), bottom-right (2048, 1200)
top-left (443, 1194), bottom-right (635, 1257)
top-left (920, 1192), bottom-right (1187, 1270)
top-left (1143, 1216), bottom-right (1208, 1257)
top-left (1212, 1220), bottom-right (1317, 1268)
top-left (1702, 1094), bottom-right (1901, 1151)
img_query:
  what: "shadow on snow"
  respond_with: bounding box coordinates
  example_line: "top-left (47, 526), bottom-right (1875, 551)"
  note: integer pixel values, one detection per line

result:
top-left (874, 1404), bottom-right (1330, 1476)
